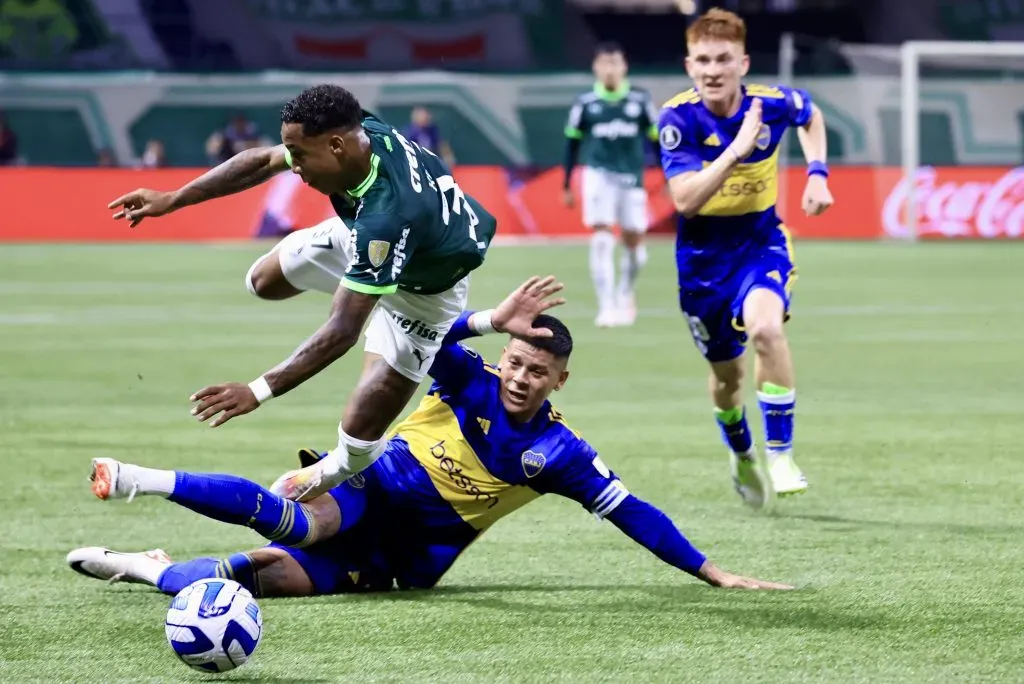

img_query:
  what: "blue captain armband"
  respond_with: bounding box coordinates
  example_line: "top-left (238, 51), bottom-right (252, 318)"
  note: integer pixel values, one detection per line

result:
top-left (807, 161), bottom-right (829, 178)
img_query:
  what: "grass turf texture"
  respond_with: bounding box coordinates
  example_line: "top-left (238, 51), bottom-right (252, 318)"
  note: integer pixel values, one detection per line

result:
top-left (0, 240), bottom-right (1022, 683)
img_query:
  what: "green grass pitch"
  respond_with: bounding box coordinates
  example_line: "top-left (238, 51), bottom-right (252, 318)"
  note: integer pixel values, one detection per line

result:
top-left (1, 240), bottom-right (1022, 683)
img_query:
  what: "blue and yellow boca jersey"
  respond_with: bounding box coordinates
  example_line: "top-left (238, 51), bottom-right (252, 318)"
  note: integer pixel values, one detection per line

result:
top-left (658, 84), bottom-right (813, 253)
top-left (369, 340), bottom-right (629, 561)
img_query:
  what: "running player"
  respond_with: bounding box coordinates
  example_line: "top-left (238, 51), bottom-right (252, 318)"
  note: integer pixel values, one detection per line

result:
top-left (657, 9), bottom-right (833, 510)
top-left (68, 277), bottom-right (792, 595)
top-left (107, 84), bottom-right (503, 503)
top-left (563, 42), bottom-right (660, 327)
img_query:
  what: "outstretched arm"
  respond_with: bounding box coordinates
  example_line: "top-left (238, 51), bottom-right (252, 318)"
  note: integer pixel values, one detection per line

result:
top-left (540, 444), bottom-right (792, 590)
top-left (170, 145), bottom-right (290, 209)
top-left (190, 285), bottom-right (378, 428)
top-left (605, 495), bottom-right (792, 589)
top-left (108, 145), bottom-right (290, 227)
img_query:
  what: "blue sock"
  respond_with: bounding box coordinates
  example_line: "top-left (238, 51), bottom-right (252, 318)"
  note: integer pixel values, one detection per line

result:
top-left (714, 405), bottom-right (753, 454)
top-left (156, 553), bottom-right (262, 596)
top-left (757, 383), bottom-right (796, 453)
top-left (169, 472), bottom-right (315, 547)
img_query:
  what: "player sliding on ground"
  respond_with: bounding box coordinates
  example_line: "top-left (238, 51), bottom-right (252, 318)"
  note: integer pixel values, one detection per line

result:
top-left (107, 84), bottom-right (501, 504)
top-left (658, 9), bottom-right (834, 511)
top-left (68, 277), bottom-right (791, 596)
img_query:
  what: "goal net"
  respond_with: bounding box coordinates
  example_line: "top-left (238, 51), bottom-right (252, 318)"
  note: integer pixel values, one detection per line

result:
top-left (839, 40), bottom-right (1024, 240)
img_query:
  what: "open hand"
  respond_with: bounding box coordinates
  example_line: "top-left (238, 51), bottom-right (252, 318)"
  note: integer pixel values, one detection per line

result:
top-left (698, 561), bottom-right (794, 590)
top-left (802, 175), bottom-right (834, 216)
top-left (729, 98), bottom-right (764, 160)
top-left (108, 188), bottom-right (176, 227)
top-left (190, 382), bottom-right (260, 428)
top-left (491, 275), bottom-right (566, 338)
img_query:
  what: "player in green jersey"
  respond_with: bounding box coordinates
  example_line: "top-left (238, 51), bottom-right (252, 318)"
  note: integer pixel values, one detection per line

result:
top-left (106, 84), bottom-right (518, 503)
top-left (563, 43), bottom-right (660, 328)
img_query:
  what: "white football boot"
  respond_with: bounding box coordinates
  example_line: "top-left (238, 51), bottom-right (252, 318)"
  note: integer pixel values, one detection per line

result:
top-left (66, 547), bottom-right (172, 586)
top-left (269, 456), bottom-right (343, 503)
top-left (616, 292), bottom-right (637, 327)
top-left (767, 449), bottom-right (809, 497)
top-left (730, 446), bottom-right (776, 512)
top-left (89, 458), bottom-right (142, 502)
top-left (594, 308), bottom-right (619, 328)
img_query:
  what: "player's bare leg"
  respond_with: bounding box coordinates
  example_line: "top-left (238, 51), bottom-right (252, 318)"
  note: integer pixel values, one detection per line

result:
top-left (742, 288), bottom-right (807, 497)
top-left (245, 218), bottom-right (353, 300)
top-left (233, 548), bottom-right (316, 597)
top-left (615, 229), bottom-right (647, 326)
top-left (245, 247), bottom-right (304, 300)
top-left (271, 354), bottom-right (419, 502)
top-left (590, 225), bottom-right (618, 327)
top-left (709, 356), bottom-right (774, 511)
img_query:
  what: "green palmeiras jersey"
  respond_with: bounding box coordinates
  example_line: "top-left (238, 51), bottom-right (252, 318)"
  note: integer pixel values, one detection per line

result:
top-left (565, 81), bottom-right (660, 187)
top-left (291, 112), bottom-right (497, 296)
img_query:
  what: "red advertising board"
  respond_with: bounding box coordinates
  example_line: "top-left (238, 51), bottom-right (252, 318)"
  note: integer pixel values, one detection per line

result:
top-left (1, 166), bottom-right (1022, 242)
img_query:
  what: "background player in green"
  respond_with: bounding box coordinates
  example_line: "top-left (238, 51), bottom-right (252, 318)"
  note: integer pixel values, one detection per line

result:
top-left (106, 84), bottom-right (506, 503)
top-left (563, 43), bottom-right (660, 328)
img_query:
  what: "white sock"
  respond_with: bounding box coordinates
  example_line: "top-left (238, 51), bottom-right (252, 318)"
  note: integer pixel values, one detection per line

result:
top-left (617, 243), bottom-right (647, 299)
top-left (589, 231), bottom-right (616, 312)
top-left (124, 464), bottom-right (175, 498)
top-left (132, 554), bottom-right (171, 585)
top-left (322, 426), bottom-right (387, 483)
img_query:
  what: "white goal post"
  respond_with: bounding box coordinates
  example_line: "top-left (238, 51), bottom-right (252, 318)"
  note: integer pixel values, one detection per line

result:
top-left (900, 40), bottom-right (1024, 240)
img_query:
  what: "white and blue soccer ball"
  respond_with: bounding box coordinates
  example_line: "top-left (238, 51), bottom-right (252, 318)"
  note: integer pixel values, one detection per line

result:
top-left (164, 579), bottom-right (263, 673)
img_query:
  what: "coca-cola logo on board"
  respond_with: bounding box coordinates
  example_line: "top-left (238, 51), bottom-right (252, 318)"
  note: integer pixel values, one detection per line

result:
top-left (883, 167), bottom-right (1024, 238)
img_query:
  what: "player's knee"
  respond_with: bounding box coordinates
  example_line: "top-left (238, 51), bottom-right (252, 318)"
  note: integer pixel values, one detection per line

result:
top-left (245, 253), bottom-right (301, 300)
top-left (747, 318), bottom-right (786, 356)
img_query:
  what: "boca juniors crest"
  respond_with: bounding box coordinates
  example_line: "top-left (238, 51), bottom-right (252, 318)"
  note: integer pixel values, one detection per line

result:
top-left (521, 450), bottom-right (546, 478)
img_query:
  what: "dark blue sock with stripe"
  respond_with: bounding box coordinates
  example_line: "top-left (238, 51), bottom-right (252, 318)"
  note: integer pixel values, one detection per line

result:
top-left (169, 472), bottom-right (313, 547)
top-left (156, 553), bottom-right (262, 596)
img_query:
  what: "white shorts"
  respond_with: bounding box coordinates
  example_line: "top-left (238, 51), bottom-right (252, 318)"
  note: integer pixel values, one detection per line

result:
top-left (266, 217), bottom-right (471, 383)
top-left (581, 166), bottom-right (649, 233)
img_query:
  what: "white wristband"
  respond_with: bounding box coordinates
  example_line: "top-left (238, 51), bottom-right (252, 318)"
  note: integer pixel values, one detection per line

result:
top-left (471, 309), bottom-right (497, 335)
top-left (248, 376), bottom-right (274, 404)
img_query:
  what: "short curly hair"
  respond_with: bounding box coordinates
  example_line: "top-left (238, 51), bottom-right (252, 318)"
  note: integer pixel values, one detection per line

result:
top-left (512, 314), bottom-right (573, 360)
top-left (281, 84), bottom-right (363, 136)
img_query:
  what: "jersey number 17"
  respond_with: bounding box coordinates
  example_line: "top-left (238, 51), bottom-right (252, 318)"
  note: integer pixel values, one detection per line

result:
top-left (394, 129), bottom-right (485, 250)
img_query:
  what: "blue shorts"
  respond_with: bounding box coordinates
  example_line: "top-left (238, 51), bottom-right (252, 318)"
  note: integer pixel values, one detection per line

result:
top-left (267, 442), bottom-right (478, 594)
top-left (268, 474), bottom-right (396, 594)
top-left (677, 227), bottom-right (796, 363)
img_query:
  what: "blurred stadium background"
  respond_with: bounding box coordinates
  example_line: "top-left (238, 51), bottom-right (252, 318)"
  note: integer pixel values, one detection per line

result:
top-left (2, 0), bottom-right (1024, 241)
top-left (3, 2), bottom-right (1024, 682)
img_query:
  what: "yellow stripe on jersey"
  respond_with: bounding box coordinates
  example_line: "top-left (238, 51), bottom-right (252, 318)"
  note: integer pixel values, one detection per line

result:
top-left (779, 223), bottom-right (798, 296)
top-left (745, 83), bottom-right (786, 99)
top-left (663, 88), bottom-right (700, 109)
top-left (699, 148), bottom-right (780, 217)
top-left (397, 395), bottom-right (539, 531)
top-left (548, 406), bottom-right (580, 439)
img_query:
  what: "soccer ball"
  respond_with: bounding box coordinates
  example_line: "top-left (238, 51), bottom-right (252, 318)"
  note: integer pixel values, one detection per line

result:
top-left (164, 579), bottom-right (263, 673)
